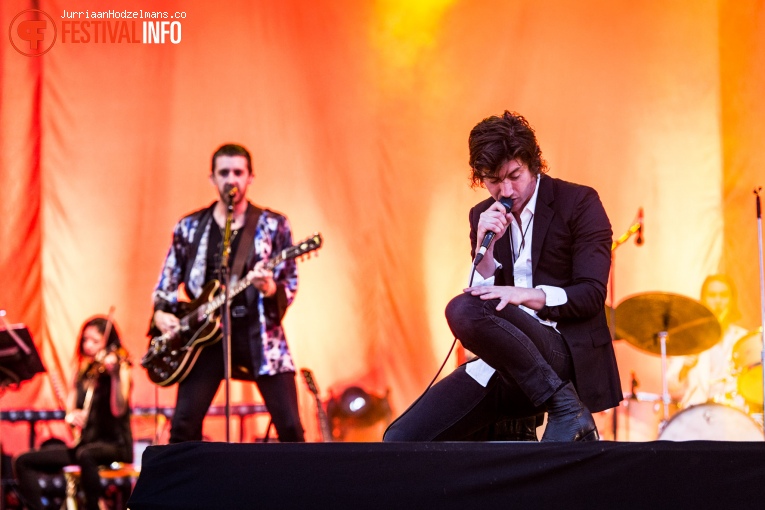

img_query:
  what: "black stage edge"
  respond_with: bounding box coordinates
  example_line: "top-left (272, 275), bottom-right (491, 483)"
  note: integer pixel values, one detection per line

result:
top-left (128, 441), bottom-right (765, 509)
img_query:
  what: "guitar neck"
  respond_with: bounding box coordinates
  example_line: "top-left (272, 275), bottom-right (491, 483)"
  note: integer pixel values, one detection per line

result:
top-left (201, 250), bottom-right (289, 317)
top-left (315, 398), bottom-right (333, 442)
top-left (181, 233), bottom-right (321, 330)
top-left (265, 250), bottom-right (287, 271)
top-left (301, 369), bottom-right (333, 442)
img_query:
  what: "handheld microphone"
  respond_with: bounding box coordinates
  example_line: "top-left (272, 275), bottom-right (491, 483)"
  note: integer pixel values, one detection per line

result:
top-left (473, 197), bottom-right (514, 266)
top-left (635, 207), bottom-right (644, 246)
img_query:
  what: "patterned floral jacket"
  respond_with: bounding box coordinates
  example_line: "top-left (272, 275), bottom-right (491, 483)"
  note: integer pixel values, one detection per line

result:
top-left (152, 202), bottom-right (298, 376)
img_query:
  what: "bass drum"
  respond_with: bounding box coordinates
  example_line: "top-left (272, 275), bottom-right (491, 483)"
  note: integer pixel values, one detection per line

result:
top-left (658, 403), bottom-right (763, 441)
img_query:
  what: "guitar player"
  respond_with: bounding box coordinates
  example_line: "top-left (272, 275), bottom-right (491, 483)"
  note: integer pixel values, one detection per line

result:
top-left (150, 143), bottom-right (305, 443)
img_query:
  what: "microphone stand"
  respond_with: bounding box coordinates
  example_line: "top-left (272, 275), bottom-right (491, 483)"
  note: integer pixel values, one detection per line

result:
top-left (220, 197), bottom-right (235, 443)
top-left (609, 210), bottom-right (643, 440)
top-left (754, 187), bottom-right (765, 440)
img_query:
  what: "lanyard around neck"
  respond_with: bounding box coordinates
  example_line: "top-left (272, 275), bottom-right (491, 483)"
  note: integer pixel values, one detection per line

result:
top-left (509, 212), bottom-right (534, 264)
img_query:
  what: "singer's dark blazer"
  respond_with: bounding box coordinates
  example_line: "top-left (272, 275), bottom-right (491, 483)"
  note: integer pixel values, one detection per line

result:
top-left (468, 173), bottom-right (622, 413)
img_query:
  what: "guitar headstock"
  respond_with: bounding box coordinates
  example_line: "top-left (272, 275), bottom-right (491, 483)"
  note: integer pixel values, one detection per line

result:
top-left (265, 233), bottom-right (323, 271)
top-left (290, 233), bottom-right (323, 261)
top-left (301, 368), bottom-right (320, 396)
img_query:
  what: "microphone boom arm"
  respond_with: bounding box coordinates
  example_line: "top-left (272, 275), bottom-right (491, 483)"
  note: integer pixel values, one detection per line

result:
top-left (611, 221), bottom-right (641, 252)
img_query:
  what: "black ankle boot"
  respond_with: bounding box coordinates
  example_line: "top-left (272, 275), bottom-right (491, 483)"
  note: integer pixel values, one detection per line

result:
top-left (541, 382), bottom-right (599, 442)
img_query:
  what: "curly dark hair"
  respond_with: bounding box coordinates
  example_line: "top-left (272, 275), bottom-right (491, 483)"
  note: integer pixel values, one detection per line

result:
top-left (211, 143), bottom-right (252, 175)
top-left (468, 111), bottom-right (548, 188)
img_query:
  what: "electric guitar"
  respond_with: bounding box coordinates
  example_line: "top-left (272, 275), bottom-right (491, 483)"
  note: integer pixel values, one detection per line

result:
top-left (301, 368), bottom-right (333, 442)
top-left (141, 233), bottom-right (322, 387)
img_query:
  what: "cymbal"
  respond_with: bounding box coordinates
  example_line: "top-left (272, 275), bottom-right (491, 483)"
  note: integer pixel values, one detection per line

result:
top-left (614, 292), bottom-right (721, 356)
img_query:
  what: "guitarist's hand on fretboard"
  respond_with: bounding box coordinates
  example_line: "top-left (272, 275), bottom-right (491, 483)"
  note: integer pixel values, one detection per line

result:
top-left (247, 260), bottom-right (276, 297)
top-left (153, 310), bottom-right (180, 336)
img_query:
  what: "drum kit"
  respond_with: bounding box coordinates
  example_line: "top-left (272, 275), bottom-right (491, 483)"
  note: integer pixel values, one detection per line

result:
top-left (611, 292), bottom-right (764, 441)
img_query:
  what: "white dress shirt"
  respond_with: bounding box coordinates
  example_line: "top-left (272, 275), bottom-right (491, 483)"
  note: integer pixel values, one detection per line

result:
top-left (465, 175), bottom-right (568, 386)
top-left (666, 324), bottom-right (749, 408)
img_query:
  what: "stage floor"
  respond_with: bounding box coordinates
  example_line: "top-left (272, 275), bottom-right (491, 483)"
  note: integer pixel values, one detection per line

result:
top-left (127, 440), bottom-right (765, 509)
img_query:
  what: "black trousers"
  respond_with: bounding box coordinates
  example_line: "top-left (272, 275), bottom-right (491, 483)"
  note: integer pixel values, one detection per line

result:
top-left (384, 293), bottom-right (574, 441)
top-left (169, 340), bottom-right (305, 443)
top-left (14, 442), bottom-right (128, 510)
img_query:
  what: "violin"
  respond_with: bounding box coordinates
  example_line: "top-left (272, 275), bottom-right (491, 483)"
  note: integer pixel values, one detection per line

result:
top-left (71, 308), bottom-right (133, 446)
top-left (72, 344), bottom-right (132, 446)
top-left (82, 345), bottom-right (131, 380)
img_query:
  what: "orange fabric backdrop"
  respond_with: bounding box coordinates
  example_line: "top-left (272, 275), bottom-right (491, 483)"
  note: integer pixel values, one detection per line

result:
top-left (1, 0), bottom-right (764, 450)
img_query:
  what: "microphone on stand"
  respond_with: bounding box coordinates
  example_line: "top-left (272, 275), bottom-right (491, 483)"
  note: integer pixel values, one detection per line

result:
top-left (224, 185), bottom-right (239, 205)
top-left (473, 197), bottom-right (514, 266)
top-left (635, 207), bottom-right (644, 246)
top-left (220, 183), bottom-right (240, 442)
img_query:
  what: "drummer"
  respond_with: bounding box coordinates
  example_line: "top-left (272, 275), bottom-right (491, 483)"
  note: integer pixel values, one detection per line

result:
top-left (667, 274), bottom-right (749, 409)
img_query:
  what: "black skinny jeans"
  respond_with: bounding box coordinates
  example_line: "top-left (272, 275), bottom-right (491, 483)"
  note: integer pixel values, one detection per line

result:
top-left (384, 293), bottom-right (574, 441)
top-left (169, 340), bottom-right (304, 443)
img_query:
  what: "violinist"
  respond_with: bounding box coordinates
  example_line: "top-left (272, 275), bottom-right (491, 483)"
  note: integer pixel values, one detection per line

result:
top-left (14, 316), bottom-right (133, 510)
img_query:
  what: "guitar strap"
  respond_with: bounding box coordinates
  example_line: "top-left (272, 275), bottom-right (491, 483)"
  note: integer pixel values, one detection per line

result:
top-left (183, 203), bottom-right (216, 287)
top-left (230, 203), bottom-right (263, 281)
top-left (183, 202), bottom-right (262, 286)
top-left (234, 203), bottom-right (263, 381)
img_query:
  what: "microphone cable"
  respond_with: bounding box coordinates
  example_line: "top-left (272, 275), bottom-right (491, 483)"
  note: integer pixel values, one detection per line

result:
top-left (383, 264), bottom-right (479, 437)
top-left (385, 200), bottom-right (510, 437)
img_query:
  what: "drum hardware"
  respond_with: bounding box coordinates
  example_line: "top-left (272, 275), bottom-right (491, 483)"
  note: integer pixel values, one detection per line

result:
top-left (753, 187), bottom-right (765, 439)
top-left (615, 292), bottom-right (722, 427)
top-left (608, 209), bottom-right (644, 439)
top-left (605, 304), bottom-right (617, 437)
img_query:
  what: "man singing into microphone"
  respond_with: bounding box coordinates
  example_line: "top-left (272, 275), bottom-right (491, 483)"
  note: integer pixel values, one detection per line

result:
top-left (150, 143), bottom-right (304, 443)
top-left (384, 112), bottom-right (622, 442)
